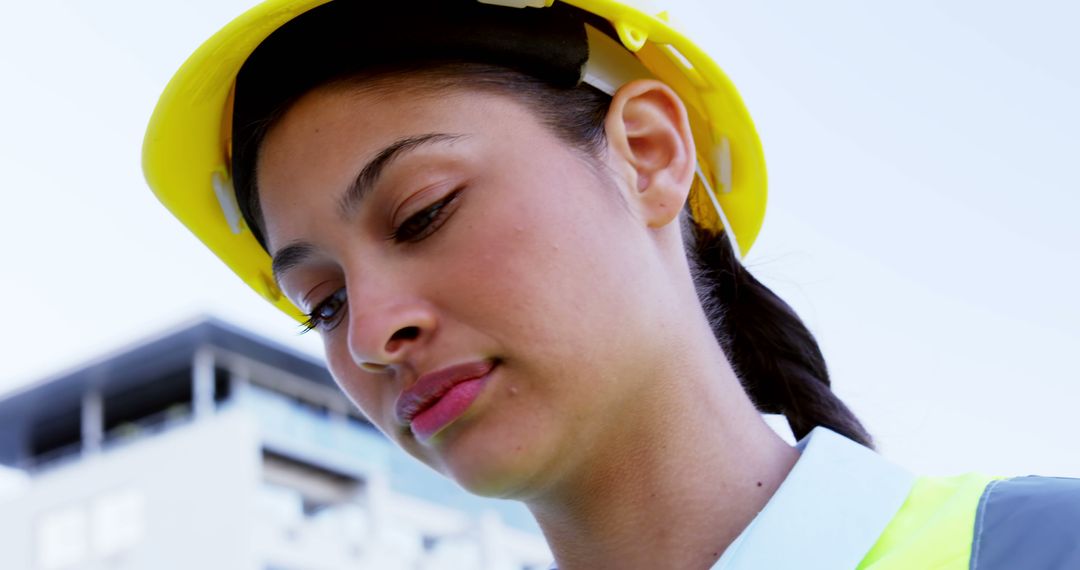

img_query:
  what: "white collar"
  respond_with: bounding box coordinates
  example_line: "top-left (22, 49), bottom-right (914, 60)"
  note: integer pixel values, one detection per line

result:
top-left (712, 426), bottom-right (915, 569)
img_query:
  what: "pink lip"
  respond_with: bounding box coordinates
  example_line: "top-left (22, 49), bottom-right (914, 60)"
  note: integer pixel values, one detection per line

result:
top-left (395, 360), bottom-right (496, 441)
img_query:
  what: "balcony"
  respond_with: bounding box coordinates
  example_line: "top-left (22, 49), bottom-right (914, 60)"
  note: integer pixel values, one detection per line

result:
top-left (240, 384), bottom-right (389, 478)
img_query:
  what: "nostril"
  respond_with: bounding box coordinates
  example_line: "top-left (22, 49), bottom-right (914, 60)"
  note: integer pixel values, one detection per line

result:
top-left (389, 326), bottom-right (420, 343)
top-left (385, 326), bottom-right (421, 356)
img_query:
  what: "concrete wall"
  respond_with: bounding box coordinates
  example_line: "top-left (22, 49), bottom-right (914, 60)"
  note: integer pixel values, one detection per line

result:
top-left (0, 402), bottom-right (552, 570)
top-left (0, 410), bottom-right (261, 570)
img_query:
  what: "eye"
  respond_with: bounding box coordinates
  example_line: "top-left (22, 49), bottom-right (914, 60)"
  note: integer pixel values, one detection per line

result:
top-left (300, 288), bottom-right (348, 334)
top-left (390, 188), bottom-right (462, 243)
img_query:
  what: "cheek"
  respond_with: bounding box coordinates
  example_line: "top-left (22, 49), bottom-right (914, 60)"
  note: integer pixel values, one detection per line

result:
top-left (433, 163), bottom-right (646, 385)
top-left (323, 337), bottom-right (393, 427)
top-left (436, 201), bottom-right (571, 342)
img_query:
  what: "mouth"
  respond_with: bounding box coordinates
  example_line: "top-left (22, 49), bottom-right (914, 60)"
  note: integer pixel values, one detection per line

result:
top-left (395, 359), bottom-right (498, 442)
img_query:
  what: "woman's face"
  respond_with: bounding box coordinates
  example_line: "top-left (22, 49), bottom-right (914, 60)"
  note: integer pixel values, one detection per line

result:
top-left (257, 81), bottom-right (682, 496)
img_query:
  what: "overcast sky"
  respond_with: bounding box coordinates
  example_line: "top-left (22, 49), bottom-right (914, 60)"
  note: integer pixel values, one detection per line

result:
top-left (1, 0), bottom-right (1077, 484)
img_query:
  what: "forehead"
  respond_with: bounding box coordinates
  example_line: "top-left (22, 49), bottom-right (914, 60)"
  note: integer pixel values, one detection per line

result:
top-left (260, 81), bottom-right (544, 174)
top-left (254, 82), bottom-right (556, 250)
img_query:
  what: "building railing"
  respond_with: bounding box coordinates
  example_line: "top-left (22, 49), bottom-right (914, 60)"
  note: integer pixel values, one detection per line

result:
top-left (21, 404), bottom-right (195, 475)
top-left (101, 403), bottom-right (194, 452)
top-left (19, 441), bottom-right (82, 474)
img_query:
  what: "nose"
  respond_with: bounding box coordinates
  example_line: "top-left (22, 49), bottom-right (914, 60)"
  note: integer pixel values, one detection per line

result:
top-left (344, 284), bottom-right (437, 373)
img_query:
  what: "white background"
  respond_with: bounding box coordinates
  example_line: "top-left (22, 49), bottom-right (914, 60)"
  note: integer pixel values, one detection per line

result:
top-left (1, 0), bottom-right (1077, 490)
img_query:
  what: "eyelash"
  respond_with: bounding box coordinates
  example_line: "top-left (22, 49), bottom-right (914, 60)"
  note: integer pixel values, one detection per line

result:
top-left (389, 188), bottom-right (462, 243)
top-left (299, 189), bottom-right (463, 335)
top-left (300, 287), bottom-right (348, 334)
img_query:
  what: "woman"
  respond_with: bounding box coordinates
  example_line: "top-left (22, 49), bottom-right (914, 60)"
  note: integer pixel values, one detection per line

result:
top-left (143, 1), bottom-right (1080, 568)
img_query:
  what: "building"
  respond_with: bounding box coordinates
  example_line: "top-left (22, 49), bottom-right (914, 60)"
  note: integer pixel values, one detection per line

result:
top-left (0, 317), bottom-right (551, 570)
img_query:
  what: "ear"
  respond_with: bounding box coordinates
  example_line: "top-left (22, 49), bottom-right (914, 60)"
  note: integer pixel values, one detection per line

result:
top-left (604, 79), bottom-right (696, 228)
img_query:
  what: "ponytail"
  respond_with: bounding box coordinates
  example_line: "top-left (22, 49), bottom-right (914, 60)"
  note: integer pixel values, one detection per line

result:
top-left (685, 217), bottom-right (874, 448)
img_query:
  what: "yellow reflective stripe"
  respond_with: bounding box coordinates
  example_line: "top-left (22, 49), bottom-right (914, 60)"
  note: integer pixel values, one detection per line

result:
top-left (858, 473), bottom-right (1001, 570)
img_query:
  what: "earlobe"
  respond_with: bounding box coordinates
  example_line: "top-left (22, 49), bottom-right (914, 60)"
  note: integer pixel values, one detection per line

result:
top-left (604, 80), bottom-right (696, 228)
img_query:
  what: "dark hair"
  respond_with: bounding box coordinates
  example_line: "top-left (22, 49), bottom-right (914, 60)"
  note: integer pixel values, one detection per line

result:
top-left (231, 17), bottom-right (873, 450)
top-left (685, 219), bottom-right (874, 447)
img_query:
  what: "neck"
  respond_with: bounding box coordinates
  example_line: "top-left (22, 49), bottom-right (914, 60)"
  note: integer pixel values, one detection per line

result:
top-left (525, 333), bottom-right (799, 570)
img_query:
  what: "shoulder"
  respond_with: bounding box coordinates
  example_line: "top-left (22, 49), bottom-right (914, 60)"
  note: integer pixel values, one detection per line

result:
top-left (970, 475), bottom-right (1080, 569)
top-left (860, 474), bottom-right (1080, 570)
top-left (859, 472), bottom-right (993, 569)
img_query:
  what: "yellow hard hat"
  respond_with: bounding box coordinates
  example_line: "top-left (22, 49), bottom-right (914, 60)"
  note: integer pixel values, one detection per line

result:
top-left (142, 0), bottom-right (767, 322)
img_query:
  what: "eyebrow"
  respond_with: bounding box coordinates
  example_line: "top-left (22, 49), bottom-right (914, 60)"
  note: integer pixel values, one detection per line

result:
top-left (270, 132), bottom-right (467, 285)
top-left (338, 132), bottom-right (468, 218)
top-left (271, 241), bottom-right (317, 286)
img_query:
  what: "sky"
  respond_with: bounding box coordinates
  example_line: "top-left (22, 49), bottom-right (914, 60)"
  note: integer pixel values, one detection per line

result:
top-left (1, 0), bottom-right (1077, 487)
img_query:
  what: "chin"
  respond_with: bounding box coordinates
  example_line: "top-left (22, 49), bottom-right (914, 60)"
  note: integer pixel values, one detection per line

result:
top-left (446, 460), bottom-right (537, 500)
top-left (430, 419), bottom-right (548, 500)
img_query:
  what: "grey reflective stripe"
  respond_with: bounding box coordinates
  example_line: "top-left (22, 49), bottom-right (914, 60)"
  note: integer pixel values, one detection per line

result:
top-left (970, 476), bottom-right (1080, 569)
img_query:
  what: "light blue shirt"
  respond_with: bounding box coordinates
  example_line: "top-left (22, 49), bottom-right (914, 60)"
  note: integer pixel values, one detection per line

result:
top-left (713, 427), bottom-right (915, 569)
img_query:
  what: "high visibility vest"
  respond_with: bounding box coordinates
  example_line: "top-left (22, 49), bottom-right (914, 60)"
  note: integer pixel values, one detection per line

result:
top-left (861, 473), bottom-right (1080, 569)
top-left (713, 428), bottom-right (1080, 569)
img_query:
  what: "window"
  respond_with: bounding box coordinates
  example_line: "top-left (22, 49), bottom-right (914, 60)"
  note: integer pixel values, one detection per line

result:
top-left (91, 489), bottom-right (145, 557)
top-left (36, 506), bottom-right (87, 569)
top-left (35, 489), bottom-right (146, 568)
